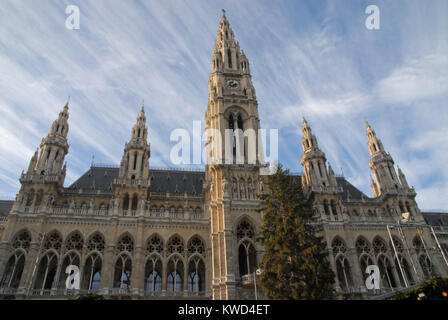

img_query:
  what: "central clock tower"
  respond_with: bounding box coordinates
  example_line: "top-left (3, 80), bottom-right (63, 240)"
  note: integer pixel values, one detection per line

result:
top-left (205, 11), bottom-right (266, 300)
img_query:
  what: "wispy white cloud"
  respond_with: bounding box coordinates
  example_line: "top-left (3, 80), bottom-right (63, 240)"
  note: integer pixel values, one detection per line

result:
top-left (0, 0), bottom-right (446, 212)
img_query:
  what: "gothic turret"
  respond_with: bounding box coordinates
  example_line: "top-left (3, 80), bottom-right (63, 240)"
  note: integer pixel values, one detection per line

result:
top-left (118, 107), bottom-right (151, 181)
top-left (366, 122), bottom-right (402, 195)
top-left (27, 102), bottom-right (70, 179)
top-left (300, 118), bottom-right (337, 188)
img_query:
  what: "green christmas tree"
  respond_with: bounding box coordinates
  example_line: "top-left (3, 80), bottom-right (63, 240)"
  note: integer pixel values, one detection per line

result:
top-left (258, 164), bottom-right (335, 299)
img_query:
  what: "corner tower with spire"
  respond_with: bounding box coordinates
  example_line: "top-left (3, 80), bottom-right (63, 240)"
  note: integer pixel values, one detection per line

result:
top-left (113, 106), bottom-right (151, 215)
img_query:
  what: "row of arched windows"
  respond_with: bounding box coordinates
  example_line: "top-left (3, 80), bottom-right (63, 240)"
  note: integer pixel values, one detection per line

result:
top-left (332, 235), bottom-right (437, 293)
top-left (0, 230), bottom-right (207, 295)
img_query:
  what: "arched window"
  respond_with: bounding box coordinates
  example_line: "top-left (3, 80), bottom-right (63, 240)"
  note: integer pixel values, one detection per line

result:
top-left (395, 255), bottom-right (414, 287)
top-left (227, 49), bottom-right (232, 68)
top-left (359, 254), bottom-right (374, 282)
top-left (372, 237), bottom-right (388, 256)
top-left (147, 235), bottom-right (163, 255)
top-left (87, 233), bottom-right (105, 253)
top-left (377, 255), bottom-right (397, 289)
top-left (34, 252), bottom-right (58, 290)
top-left (145, 256), bottom-right (162, 294)
top-left (0, 251), bottom-right (25, 289)
top-left (336, 256), bottom-right (353, 292)
top-left (159, 206), bottom-right (165, 217)
top-left (237, 115), bottom-right (243, 130)
top-left (44, 231), bottom-right (62, 252)
top-left (188, 256), bottom-right (205, 293)
top-left (419, 254), bottom-right (434, 279)
top-left (64, 232), bottom-right (84, 251)
top-left (131, 195), bottom-right (138, 211)
top-left (229, 114), bottom-right (234, 130)
top-left (177, 207), bottom-right (184, 218)
top-left (238, 240), bottom-right (256, 276)
top-left (82, 253), bottom-right (102, 291)
top-left (389, 236), bottom-right (404, 254)
top-left (81, 203), bottom-right (88, 214)
top-left (168, 236), bottom-right (184, 255)
top-left (133, 151), bottom-right (138, 170)
top-left (413, 236), bottom-right (424, 254)
top-left (11, 230), bottom-right (31, 252)
top-left (331, 237), bottom-right (347, 256)
top-left (58, 251), bottom-right (80, 289)
top-left (187, 236), bottom-right (205, 256)
top-left (170, 206), bottom-right (176, 218)
top-left (114, 254), bottom-right (132, 289)
top-left (237, 220), bottom-right (254, 240)
top-left (117, 235), bottom-right (134, 254)
top-left (122, 194), bottom-right (129, 210)
top-left (355, 237), bottom-right (371, 256)
top-left (167, 256), bottom-right (183, 293)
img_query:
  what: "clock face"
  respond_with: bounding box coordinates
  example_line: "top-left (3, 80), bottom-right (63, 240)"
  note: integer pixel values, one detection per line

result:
top-left (226, 79), bottom-right (239, 89)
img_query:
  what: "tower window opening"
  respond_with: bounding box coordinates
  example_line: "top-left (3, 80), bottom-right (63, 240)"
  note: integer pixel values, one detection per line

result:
top-left (61, 126), bottom-right (64, 134)
top-left (318, 162), bottom-right (323, 177)
top-left (138, 128), bottom-right (141, 138)
top-left (227, 49), bottom-right (232, 68)
top-left (229, 115), bottom-right (234, 130)
top-left (133, 152), bottom-right (138, 170)
top-left (237, 115), bottom-right (243, 130)
top-left (56, 124), bottom-right (59, 133)
top-left (225, 30), bottom-right (228, 39)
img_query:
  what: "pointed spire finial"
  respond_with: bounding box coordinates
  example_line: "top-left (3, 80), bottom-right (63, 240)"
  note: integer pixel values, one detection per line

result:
top-left (64, 96), bottom-right (70, 109)
top-left (222, 9), bottom-right (226, 17)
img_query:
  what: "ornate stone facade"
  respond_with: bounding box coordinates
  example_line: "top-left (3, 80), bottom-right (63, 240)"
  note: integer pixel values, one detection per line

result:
top-left (0, 12), bottom-right (447, 300)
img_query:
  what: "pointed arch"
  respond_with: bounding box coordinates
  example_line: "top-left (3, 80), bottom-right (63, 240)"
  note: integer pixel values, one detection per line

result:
top-left (144, 254), bottom-right (162, 294)
top-left (187, 235), bottom-right (206, 257)
top-left (86, 232), bottom-right (105, 253)
top-left (64, 231), bottom-right (84, 251)
top-left (167, 235), bottom-right (185, 256)
top-left (167, 254), bottom-right (184, 293)
top-left (187, 255), bottom-right (205, 293)
top-left (10, 229), bottom-right (32, 252)
top-left (116, 233), bottom-right (135, 254)
top-left (146, 234), bottom-right (164, 255)
top-left (0, 251), bottom-right (26, 289)
top-left (58, 251), bottom-right (81, 288)
top-left (82, 252), bottom-right (102, 291)
top-left (33, 251), bottom-right (58, 290)
top-left (113, 253), bottom-right (132, 289)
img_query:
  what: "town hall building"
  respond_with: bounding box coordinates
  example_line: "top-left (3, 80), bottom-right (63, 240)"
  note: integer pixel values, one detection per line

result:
top-left (0, 12), bottom-right (447, 300)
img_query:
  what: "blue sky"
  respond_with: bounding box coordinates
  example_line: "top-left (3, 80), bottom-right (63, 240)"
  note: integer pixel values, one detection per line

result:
top-left (0, 0), bottom-right (447, 210)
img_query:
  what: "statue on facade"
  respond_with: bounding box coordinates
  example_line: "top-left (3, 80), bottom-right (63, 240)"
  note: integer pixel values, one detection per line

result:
top-left (258, 177), bottom-right (264, 193)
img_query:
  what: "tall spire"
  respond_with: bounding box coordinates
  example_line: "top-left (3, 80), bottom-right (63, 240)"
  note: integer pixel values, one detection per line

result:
top-left (26, 102), bottom-right (70, 179)
top-left (118, 106), bottom-right (150, 180)
top-left (366, 122), bottom-right (401, 195)
top-left (300, 119), bottom-right (336, 188)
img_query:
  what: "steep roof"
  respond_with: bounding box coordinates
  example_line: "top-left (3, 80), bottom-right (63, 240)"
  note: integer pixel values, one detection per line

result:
top-left (66, 166), bottom-right (369, 200)
top-left (67, 166), bottom-right (205, 195)
top-left (0, 200), bottom-right (14, 216)
top-left (421, 211), bottom-right (448, 227)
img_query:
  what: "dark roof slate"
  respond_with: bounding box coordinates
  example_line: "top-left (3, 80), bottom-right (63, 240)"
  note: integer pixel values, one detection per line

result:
top-left (66, 167), bottom-right (368, 200)
top-left (0, 200), bottom-right (14, 216)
